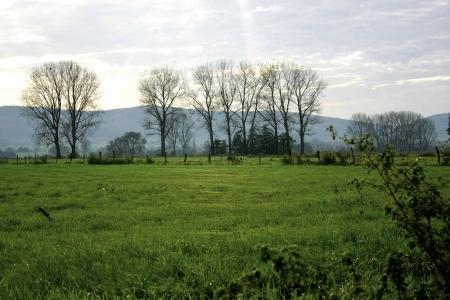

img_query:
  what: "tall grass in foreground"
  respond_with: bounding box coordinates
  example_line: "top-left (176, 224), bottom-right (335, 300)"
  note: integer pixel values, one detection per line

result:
top-left (0, 160), bottom-right (449, 298)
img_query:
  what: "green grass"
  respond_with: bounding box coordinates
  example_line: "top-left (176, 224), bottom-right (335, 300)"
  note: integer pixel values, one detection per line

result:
top-left (0, 157), bottom-right (449, 299)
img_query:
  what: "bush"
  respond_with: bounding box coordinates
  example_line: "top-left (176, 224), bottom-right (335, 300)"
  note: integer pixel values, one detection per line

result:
top-left (420, 151), bottom-right (435, 157)
top-left (88, 154), bottom-right (102, 164)
top-left (335, 151), bottom-right (350, 164)
top-left (87, 154), bottom-right (133, 165)
top-left (319, 150), bottom-right (336, 165)
top-left (218, 246), bottom-right (367, 299)
top-left (280, 155), bottom-right (294, 165)
top-left (441, 145), bottom-right (450, 166)
top-left (328, 126), bottom-right (450, 297)
top-left (231, 157), bottom-right (243, 164)
top-left (295, 154), bottom-right (311, 164)
top-left (31, 156), bottom-right (48, 164)
top-left (146, 156), bottom-right (155, 164)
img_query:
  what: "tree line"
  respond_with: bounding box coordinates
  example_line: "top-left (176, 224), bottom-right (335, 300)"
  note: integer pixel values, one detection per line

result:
top-left (138, 60), bottom-right (327, 156)
top-left (346, 111), bottom-right (437, 152)
top-left (20, 59), bottom-right (443, 158)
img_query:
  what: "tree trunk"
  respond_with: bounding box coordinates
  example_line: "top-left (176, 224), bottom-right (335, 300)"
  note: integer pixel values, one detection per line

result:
top-left (242, 128), bottom-right (247, 155)
top-left (226, 112), bottom-right (232, 156)
top-left (209, 125), bottom-right (215, 156)
top-left (160, 136), bottom-right (166, 156)
top-left (300, 133), bottom-right (305, 154)
top-left (284, 119), bottom-right (290, 152)
top-left (55, 133), bottom-right (62, 159)
top-left (274, 126), bottom-right (279, 155)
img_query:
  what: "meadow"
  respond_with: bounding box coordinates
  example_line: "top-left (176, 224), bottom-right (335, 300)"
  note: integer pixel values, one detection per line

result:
top-left (0, 155), bottom-right (449, 299)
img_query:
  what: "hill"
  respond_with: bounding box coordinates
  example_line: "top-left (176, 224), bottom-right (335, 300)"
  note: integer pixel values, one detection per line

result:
top-left (0, 105), bottom-right (448, 151)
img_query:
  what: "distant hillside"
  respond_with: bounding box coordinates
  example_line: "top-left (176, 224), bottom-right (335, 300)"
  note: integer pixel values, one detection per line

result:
top-left (428, 113), bottom-right (449, 141)
top-left (1, 106), bottom-right (448, 150)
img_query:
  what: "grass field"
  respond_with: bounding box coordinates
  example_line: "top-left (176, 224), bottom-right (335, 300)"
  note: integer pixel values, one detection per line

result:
top-left (0, 156), bottom-right (449, 299)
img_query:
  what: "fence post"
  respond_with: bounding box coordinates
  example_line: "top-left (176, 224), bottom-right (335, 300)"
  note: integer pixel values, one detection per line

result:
top-left (208, 152), bottom-right (211, 164)
top-left (184, 153), bottom-right (187, 163)
top-left (70, 153), bottom-right (72, 163)
top-left (99, 152), bottom-right (102, 162)
top-left (83, 154), bottom-right (85, 162)
top-left (317, 150), bottom-right (321, 162)
top-left (16, 155), bottom-right (18, 163)
top-left (435, 147), bottom-right (441, 165)
top-left (113, 151), bottom-right (115, 161)
top-left (165, 152), bottom-right (167, 163)
top-left (25, 156), bottom-right (27, 164)
top-left (259, 155), bottom-right (261, 163)
top-left (35, 153), bottom-right (37, 163)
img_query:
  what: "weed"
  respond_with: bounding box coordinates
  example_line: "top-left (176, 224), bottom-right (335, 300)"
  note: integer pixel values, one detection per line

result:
top-left (280, 155), bottom-right (294, 165)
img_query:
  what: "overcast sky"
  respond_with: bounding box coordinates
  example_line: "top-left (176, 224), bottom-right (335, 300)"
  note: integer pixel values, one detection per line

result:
top-left (1, 0), bottom-right (449, 119)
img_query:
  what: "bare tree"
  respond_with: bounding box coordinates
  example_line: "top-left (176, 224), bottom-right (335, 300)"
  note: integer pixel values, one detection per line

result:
top-left (355, 111), bottom-right (436, 151)
top-left (414, 117), bottom-right (436, 150)
top-left (60, 61), bottom-right (102, 158)
top-left (216, 59), bottom-right (238, 155)
top-left (20, 62), bottom-right (64, 158)
top-left (178, 113), bottom-right (195, 155)
top-left (259, 62), bottom-right (296, 154)
top-left (259, 62), bottom-right (281, 154)
top-left (368, 113), bottom-right (384, 150)
top-left (234, 61), bottom-right (264, 155)
top-left (346, 112), bottom-right (371, 141)
top-left (289, 66), bottom-right (327, 154)
top-left (139, 66), bottom-right (187, 156)
top-left (188, 62), bottom-right (219, 155)
top-left (20, 61), bottom-right (102, 158)
top-left (166, 123), bottom-right (179, 156)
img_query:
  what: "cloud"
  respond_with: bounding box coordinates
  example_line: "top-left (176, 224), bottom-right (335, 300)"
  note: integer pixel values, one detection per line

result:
top-left (0, 0), bottom-right (449, 119)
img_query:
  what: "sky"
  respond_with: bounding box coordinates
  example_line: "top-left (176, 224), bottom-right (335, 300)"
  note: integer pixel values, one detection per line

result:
top-left (0, 0), bottom-right (449, 119)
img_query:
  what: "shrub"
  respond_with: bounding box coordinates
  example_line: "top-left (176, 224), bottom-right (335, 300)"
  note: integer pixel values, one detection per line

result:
top-left (33, 156), bottom-right (48, 164)
top-left (335, 151), bottom-right (350, 164)
top-left (295, 154), bottom-right (311, 164)
top-left (218, 247), bottom-right (366, 299)
top-left (319, 150), bottom-right (336, 165)
top-left (231, 157), bottom-right (243, 164)
top-left (87, 154), bottom-right (133, 165)
top-left (328, 126), bottom-right (450, 297)
top-left (146, 156), bottom-right (155, 164)
top-left (441, 145), bottom-right (450, 166)
top-left (280, 155), bottom-right (294, 165)
top-left (420, 151), bottom-right (435, 157)
top-left (88, 154), bottom-right (102, 164)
